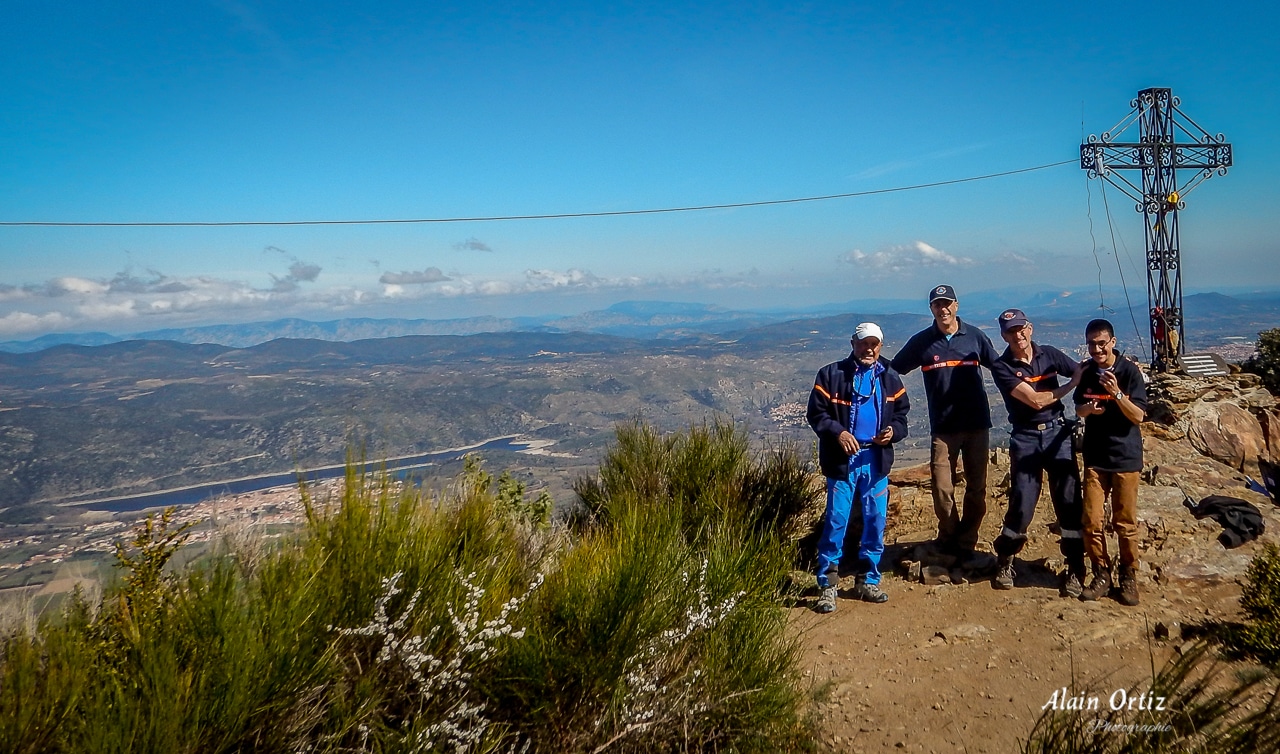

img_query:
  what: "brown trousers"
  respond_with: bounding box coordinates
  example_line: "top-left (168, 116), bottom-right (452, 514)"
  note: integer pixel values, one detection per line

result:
top-left (1082, 468), bottom-right (1140, 569)
top-left (929, 430), bottom-right (989, 552)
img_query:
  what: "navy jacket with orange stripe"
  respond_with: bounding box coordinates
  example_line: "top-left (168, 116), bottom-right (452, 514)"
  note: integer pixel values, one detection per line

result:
top-left (807, 355), bottom-right (910, 480)
top-left (890, 318), bottom-right (998, 434)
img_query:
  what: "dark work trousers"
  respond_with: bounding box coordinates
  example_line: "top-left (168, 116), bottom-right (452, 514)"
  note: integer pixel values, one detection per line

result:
top-left (994, 421), bottom-right (1085, 569)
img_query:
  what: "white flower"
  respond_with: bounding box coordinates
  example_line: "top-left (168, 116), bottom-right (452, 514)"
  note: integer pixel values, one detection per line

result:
top-left (333, 569), bottom-right (543, 752)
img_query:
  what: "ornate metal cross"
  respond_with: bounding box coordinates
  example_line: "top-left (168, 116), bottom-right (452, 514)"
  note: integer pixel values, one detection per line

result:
top-left (1081, 88), bottom-right (1232, 372)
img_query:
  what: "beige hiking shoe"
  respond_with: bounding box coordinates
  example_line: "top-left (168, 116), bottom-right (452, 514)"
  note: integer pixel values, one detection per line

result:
top-left (815, 585), bottom-right (838, 613)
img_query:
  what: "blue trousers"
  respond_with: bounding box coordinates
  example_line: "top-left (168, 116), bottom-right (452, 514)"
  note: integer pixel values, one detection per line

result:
top-left (816, 450), bottom-right (888, 587)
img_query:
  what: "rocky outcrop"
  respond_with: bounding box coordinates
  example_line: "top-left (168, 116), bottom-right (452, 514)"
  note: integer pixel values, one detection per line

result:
top-left (1187, 401), bottom-right (1267, 473)
top-left (1147, 372), bottom-right (1276, 473)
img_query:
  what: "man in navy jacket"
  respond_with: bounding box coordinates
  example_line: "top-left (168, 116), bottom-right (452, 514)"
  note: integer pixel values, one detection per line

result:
top-left (891, 284), bottom-right (998, 560)
top-left (807, 322), bottom-right (911, 612)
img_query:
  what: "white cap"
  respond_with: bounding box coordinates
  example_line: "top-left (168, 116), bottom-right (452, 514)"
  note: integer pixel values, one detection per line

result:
top-left (854, 322), bottom-right (883, 342)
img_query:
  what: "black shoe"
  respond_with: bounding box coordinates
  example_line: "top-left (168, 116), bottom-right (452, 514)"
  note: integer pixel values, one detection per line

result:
top-left (1117, 565), bottom-right (1140, 606)
top-left (993, 556), bottom-right (1014, 590)
top-left (1080, 565), bottom-right (1113, 602)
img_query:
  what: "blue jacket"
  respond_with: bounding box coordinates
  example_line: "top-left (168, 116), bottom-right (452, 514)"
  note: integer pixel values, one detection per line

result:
top-left (807, 355), bottom-right (911, 480)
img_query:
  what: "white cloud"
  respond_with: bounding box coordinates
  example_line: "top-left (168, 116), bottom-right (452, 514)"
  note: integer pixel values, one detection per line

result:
top-left (77, 299), bottom-right (140, 320)
top-left (524, 268), bottom-right (604, 289)
top-left (379, 268), bottom-right (450, 285)
top-left (427, 268), bottom-right (641, 298)
top-left (51, 277), bottom-right (110, 295)
top-left (0, 311), bottom-right (73, 336)
top-left (0, 284), bottom-right (31, 302)
top-left (264, 246), bottom-right (323, 291)
top-left (844, 241), bottom-right (974, 275)
top-left (288, 261), bottom-right (322, 282)
top-left (0, 263), bottom-right (757, 339)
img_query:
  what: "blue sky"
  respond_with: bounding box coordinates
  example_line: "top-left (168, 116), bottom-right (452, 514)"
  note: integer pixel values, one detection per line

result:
top-left (1, 1), bottom-right (1277, 337)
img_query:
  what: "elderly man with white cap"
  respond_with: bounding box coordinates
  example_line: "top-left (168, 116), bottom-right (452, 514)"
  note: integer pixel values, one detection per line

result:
top-left (806, 322), bottom-right (911, 612)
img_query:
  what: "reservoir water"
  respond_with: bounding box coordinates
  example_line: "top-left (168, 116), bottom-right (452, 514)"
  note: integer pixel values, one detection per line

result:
top-left (73, 436), bottom-right (531, 513)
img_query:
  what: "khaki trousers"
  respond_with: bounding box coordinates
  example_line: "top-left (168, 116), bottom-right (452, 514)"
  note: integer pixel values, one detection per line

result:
top-left (930, 430), bottom-right (989, 552)
top-left (1082, 468), bottom-right (1140, 569)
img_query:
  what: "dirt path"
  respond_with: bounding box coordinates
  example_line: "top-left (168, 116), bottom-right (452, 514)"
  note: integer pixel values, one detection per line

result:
top-left (792, 479), bottom-right (1246, 753)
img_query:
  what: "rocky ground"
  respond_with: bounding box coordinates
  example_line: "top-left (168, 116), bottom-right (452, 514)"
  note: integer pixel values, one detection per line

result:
top-left (793, 371), bottom-right (1280, 753)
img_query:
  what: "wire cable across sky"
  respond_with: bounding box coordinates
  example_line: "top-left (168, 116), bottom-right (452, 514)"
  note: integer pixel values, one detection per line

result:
top-left (0, 159), bottom-right (1076, 228)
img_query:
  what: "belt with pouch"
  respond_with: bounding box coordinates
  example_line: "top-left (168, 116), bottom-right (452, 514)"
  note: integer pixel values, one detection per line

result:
top-left (1016, 416), bottom-right (1067, 432)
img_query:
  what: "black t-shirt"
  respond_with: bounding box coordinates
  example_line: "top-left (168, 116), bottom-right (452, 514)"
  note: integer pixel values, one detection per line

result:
top-left (990, 343), bottom-right (1079, 428)
top-left (1072, 356), bottom-right (1149, 472)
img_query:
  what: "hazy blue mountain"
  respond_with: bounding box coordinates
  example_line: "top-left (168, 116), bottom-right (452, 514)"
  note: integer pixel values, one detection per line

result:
top-left (2, 289), bottom-right (1275, 354)
top-left (0, 331), bottom-right (121, 352)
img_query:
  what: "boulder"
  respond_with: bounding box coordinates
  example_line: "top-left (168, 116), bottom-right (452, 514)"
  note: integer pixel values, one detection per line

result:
top-left (889, 462), bottom-right (931, 488)
top-left (1187, 401), bottom-right (1267, 472)
top-left (921, 565), bottom-right (952, 585)
top-left (1154, 375), bottom-right (1216, 406)
top-left (1241, 388), bottom-right (1277, 411)
top-left (1262, 408), bottom-right (1280, 459)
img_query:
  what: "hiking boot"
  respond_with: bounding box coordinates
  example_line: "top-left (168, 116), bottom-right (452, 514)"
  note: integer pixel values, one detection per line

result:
top-left (1061, 571), bottom-right (1084, 599)
top-left (993, 556), bottom-right (1014, 590)
top-left (815, 585), bottom-right (838, 613)
top-left (1117, 565), bottom-right (1140, 607)
top-left (1080, 565), bottom-right (1113, 602)
top-left (855, 580), bottom-right (889, 604)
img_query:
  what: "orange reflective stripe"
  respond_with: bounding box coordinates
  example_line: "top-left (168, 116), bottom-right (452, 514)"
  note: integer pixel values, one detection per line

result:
top-left (886, 387), bottom-right (906, 401)
top-left (1024, 374), bottom-right (1052, 383)
top-left (921, 359), bottom-right (979, 372)
top-left (1082, 391), bottom-right (1114, 401)
top-left (813, 384), bottom-right (832, 400)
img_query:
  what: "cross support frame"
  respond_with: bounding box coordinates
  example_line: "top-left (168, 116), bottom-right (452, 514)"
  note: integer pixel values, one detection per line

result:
top-left (1081, 87), bottom-right (1232, 371)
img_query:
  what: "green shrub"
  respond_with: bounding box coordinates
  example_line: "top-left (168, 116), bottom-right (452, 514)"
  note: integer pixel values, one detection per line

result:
top-left (1243, 327), bottom-right (1280, 395)
top-left (574, 419), bottom-right (822, 545)
top-left (1214, 543), bottom-right (1280, 668)
top-left (0, 425), bottom-right (813, 753)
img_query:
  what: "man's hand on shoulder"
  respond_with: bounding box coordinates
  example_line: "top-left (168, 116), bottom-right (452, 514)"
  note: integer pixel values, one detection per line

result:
top-left (1069, 359), bottom-right (1087, 386)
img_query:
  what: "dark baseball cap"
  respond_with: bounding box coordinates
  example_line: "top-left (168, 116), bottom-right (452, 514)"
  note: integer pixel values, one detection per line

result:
top-left (928, 284), bottom-right (957, 303)
top-left (998, 308), bottom-right (1030, 332)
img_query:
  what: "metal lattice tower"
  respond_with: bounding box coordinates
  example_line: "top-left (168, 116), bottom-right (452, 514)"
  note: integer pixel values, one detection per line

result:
top-left (1081, 87), bottom-right (1232, 372)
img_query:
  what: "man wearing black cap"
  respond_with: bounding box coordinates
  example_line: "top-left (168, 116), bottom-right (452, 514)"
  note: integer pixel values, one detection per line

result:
top-left (891, 284), bottom-right (998, 561)
top-left (988, 309), bottom-right (1087, 596)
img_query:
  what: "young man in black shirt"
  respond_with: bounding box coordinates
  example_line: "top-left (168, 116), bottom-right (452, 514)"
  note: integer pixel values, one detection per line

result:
top-left (891, 284), bottom-right (998, 561)
top-left (988, 309), bottom-right (1086, 596)
top-left (1073, 319), bottom-right (1149, 606)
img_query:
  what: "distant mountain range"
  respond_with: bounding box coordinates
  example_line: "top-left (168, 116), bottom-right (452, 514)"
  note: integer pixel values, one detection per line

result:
top-left (3, 288), bottom-right (1277, 353)
top-left (1, 292), bottom-right (1275, 514)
